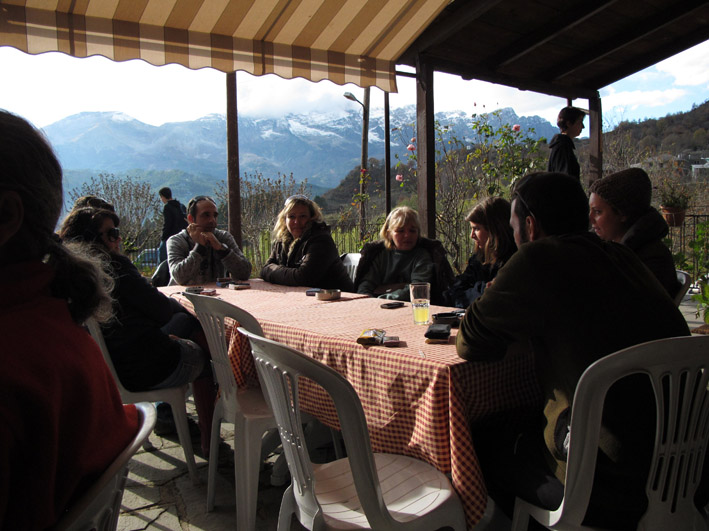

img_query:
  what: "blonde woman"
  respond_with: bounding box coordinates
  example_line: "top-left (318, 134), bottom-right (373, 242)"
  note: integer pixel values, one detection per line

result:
top-left (355, 206), bottom-right (454, 302)
top-left (260, 195), bottom-right (354, 290)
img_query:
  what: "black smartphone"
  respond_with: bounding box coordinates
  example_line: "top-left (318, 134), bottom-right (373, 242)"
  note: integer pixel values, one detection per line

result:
top-left (380, 301), bottom-right (405, 309)
top-left (305, 288), bottom-right (321, 296)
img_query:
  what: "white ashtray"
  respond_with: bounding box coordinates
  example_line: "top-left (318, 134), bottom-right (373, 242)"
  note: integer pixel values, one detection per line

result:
top-left (316, 289), bottom-right (341, 301)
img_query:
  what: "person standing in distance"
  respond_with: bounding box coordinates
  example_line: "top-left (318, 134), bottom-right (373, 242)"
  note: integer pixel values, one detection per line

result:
top-left (167, 195), bottom-right (251, 285)
top-left (158, 187), bottom-right (188, 263)
top-left (547, 106), bottom-right (586, 180)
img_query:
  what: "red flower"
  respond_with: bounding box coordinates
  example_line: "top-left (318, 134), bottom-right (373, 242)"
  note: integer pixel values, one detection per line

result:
top-left (395, 174), bottom-right (404, 182)
top-left (512, 124), bottom-right (521, 132)
top-left (407, 144), bottom-right (416, 151)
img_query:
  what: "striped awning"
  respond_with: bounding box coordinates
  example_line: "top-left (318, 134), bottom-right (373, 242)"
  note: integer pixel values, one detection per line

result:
top-left (0, 0), bottom-right (449, 92)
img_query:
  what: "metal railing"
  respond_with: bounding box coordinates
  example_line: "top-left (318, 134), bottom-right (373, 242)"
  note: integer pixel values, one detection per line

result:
top-left (665, 214), bottom-right (709, 283)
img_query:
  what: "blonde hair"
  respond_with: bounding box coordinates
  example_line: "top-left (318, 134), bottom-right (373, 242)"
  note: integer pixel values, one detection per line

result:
top-left (272, 195), bottom-right (324, 242)
top-left (380, 206), bottom-right (421, 250)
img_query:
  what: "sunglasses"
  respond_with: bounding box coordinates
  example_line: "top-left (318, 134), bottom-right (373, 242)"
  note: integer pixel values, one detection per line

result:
top-left (101, 227), bottom-right (121, 242)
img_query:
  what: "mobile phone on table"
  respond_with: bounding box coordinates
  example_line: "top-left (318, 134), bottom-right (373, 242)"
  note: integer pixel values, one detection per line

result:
top-left (184, 286), bottom-right (203, 294)
top-left (306, 288), bottom-right (321, 296)
top-left (380, 301), bottom-right (405, 309)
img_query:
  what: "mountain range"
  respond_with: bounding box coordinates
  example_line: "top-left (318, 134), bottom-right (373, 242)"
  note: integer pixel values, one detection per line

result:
top-left (45, 106), bottom-right (558, 200)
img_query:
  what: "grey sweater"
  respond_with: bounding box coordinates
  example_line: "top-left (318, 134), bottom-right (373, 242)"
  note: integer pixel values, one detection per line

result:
top-left (167, 228), bottom-right (251, 285)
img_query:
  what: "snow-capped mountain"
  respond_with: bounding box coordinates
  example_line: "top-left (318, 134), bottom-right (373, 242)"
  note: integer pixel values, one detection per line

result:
top-left (44, 106), bottom-right (556, 190)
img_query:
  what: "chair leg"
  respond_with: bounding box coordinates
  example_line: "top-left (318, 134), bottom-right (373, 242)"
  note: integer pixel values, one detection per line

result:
top-left (511, 502), bottom-right (530, 531)
top-left (234, 421), bottom-right (266, 531)
top-left (206, 399), bottom-right (224, 512)
top-left (277, 485), bottom-right (296, 531)
top-left (169, 397), bottom-right (199, 484)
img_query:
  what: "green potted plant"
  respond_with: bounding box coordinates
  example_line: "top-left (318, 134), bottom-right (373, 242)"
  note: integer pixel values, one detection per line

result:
top-left (657, 177), bottom-right (690, 227)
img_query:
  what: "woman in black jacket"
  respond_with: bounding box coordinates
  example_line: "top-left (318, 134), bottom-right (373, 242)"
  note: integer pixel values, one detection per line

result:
top-left (260, 195), bottom-right (354, 291)
top-left (589, 168), bottom-right (680, 299)
top-left (60, 207), bottom-right (216, 455)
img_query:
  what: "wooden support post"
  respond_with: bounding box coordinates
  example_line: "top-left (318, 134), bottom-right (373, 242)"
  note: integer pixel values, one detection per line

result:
top-left (416, 57), bottom-right (435, 239)
top-left (226, 72), bottom-right (242, 248)
top-left (384, 91), bottom-right (391, 215)
top-left (588, 92), bottom-right (603, 186)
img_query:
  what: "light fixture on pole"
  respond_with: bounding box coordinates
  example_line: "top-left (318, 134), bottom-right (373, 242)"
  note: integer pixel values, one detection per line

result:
top-left (344, 88), bottom-right (370, 241)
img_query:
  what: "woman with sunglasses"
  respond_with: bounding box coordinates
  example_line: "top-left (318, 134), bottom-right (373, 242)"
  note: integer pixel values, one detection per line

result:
top-left (59, 207), bottom-right (216, 456)
top-left (260, 195), bottom-right (354, 291)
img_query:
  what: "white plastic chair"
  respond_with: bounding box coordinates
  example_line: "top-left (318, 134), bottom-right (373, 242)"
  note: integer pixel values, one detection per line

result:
top-left (241, 328), bottom-right (468, 531)
top-left (85, 319), bottom-right (199, 483)
top-left (53, 402), bottom-right (156, 531)
top-left (342, 252), bottom-right (361, 283)
top-left (183, 293), bottom-right (279, 531)
top-left (511, 335), bottom-right (709, 531)
top-left (674, 270), bottom-right (692, 306)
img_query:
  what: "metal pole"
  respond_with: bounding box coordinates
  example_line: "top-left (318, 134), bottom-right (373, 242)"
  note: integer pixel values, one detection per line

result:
top-left (359, 87), bottom-right (370, 241)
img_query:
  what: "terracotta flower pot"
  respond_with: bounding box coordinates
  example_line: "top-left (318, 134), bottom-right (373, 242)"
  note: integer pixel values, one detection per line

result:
top-left (660, 206), bottom-right (686, 227)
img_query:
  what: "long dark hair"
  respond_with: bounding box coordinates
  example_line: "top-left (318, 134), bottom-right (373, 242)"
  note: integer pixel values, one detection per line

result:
top-left (466, 197), bottom-right (516, 266)
top-left (59, 207), bottom-right (120, 252)
top-left (0, 110), bottom-right (113, 324)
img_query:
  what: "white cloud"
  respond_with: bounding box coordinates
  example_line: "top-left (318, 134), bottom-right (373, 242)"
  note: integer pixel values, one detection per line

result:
top-left (655, 40), bottom-right (709, 87)
top-left (2, 37), bottom-right (707, 130)
top-left (601, 86), bottom-right (688, 112)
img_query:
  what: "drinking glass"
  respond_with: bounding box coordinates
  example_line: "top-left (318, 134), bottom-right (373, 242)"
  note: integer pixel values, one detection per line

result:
top-left (409, 282), bottom-right (430, 325)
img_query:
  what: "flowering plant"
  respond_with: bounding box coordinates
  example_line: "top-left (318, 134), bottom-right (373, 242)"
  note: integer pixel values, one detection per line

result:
top-left (658, 176), bottom-right (690, 209)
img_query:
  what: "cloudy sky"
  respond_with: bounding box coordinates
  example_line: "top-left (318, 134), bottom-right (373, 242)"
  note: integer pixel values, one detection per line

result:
top-left (1, 39), bottom-right (708, 132)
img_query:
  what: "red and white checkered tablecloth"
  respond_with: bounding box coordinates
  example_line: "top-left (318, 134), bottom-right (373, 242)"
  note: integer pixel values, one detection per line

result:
top-left (161, 281), bottom-right (540, 526)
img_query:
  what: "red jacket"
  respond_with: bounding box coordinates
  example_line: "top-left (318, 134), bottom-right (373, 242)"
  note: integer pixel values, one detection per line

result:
top-left (0, 261), bottom-right (138, 530)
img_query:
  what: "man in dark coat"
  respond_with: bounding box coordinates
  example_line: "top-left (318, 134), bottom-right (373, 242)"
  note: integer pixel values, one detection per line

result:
top-left (456, 172), bottom-right (691, 528)
top-left (158, 186), bottom-right (188, 262)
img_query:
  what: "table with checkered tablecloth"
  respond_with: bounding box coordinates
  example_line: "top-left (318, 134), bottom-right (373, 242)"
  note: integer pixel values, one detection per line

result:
top-left (162, 280), bottom-right (540, 526)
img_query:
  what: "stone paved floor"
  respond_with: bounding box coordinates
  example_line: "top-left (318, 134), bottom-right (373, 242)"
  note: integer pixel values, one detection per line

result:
top-left (116, 291), bottom-right (705, 531)
top-left (118, 410), bottom-right (309, 531)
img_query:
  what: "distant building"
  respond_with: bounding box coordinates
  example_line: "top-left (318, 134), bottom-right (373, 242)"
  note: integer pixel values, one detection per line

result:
top-left (691, 160), bottom-right (709, 181)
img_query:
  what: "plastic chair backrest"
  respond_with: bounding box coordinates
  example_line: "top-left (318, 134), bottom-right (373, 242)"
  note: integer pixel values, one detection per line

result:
top-left (241, 328), bottom-right (402, 530)
top-left (53, 402), bottom-right (156, 531)
top-left (342, 252), bottom-right (361, 283)
top-left (183, 292), bottom-right (263, 407)
top-left (674, 270), bottom-right (692, 306)
top-left (86, 318), bottom-right (131, 397)
top-left (555, 335), bottom-right (709, 529)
